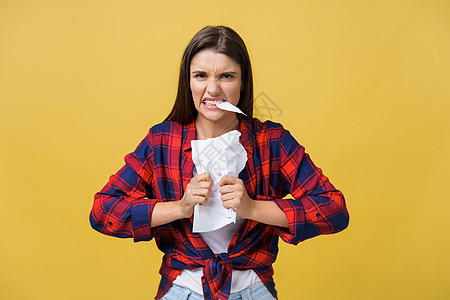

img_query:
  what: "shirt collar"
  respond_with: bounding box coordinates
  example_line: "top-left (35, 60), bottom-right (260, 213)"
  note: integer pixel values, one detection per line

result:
top-left (182, 119), bottom-right (254, 154)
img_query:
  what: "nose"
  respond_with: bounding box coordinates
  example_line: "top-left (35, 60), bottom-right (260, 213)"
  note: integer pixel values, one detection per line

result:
top-left (206, 79), bottom-right (221, 96)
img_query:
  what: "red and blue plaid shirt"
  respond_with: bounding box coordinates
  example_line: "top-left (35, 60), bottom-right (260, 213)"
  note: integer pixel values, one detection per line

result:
top-left (90, 118), bottom-right (349, 300)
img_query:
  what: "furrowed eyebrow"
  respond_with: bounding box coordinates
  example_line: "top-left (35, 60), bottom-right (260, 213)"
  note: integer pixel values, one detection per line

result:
top-left (191, 71), bottom-right (237, 75)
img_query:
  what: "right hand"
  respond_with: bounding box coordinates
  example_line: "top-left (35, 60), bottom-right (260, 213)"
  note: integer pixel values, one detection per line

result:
top-left (177, 172), bottom-right (213, 218)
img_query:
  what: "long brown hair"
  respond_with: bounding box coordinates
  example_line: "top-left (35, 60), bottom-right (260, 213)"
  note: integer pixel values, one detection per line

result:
top-left (164, 26), bottom-right (254, 123)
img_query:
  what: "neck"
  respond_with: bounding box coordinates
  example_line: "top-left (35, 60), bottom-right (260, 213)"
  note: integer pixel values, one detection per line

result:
top-left (195, 114), bottom-right (240, 140)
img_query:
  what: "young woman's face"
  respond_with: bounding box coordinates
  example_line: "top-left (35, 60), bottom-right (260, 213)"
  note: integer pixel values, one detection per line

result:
top-left (190, 49), bottom-right (242, 123)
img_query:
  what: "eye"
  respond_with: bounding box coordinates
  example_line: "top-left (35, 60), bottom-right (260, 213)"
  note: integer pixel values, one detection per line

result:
top-left (221, 73), bottom-right (235, 79)
top-left (193, 73), bottom-right (207, 79)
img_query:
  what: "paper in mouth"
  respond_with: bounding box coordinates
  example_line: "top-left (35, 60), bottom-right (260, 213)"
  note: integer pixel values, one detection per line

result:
top-left (215, 101), bottom-right (247, 116)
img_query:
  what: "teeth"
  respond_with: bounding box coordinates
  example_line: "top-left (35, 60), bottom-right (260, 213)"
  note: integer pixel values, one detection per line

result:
top-left (203, 100), bottom-right (224, 105)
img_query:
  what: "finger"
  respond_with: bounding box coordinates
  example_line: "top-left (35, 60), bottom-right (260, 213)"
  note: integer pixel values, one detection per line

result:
top-left (194, 172), bottom-right (213, 183)
top-left (190, 181), bottom-right (212, 190)
top-left (219, 175), bottom-right (237, 186)
top-left (193, 185), bottom-right (211, 201)
top-left (219, 185), bottom-right (233, 195)
top-left (195, 195), bottom-right (208, 206)
top-left (221, 193), bottom-right (234, 202)
top-left (222, 200), bottom-right (236, 210)
top-left (205, 187), bottom-right (211, 201)
top-left (190, 187), bottom-right (209, 197)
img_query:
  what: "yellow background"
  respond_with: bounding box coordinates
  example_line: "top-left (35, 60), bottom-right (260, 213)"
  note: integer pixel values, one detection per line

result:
top-left (1, 0), bottom-right (449, 299)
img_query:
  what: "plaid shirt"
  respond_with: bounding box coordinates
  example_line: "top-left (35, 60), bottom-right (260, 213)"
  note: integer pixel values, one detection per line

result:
top-left (90, 118), bottom-right (349, 300)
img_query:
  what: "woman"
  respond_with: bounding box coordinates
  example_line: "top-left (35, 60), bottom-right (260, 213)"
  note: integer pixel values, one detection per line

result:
top-left (90, 25), bottom-right (349, 300)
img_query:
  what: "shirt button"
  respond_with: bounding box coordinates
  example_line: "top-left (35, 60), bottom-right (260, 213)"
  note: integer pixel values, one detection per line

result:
top-left (108, 221), bottom-right (113, 226)
top-left (316, 213), bottom-right (321, 218)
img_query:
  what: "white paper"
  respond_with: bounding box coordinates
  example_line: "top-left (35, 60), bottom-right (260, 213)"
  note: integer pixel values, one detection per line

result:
top-left (191, 130), bottom-right (248, 233)
top-left (215, 101), bottom-right (247, 116)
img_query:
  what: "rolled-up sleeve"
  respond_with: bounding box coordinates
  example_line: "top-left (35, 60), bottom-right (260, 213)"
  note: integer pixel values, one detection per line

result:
top-left (89, 130), bottom-right (158, 242)
top-left (273, 127), bottom-right (349, 245)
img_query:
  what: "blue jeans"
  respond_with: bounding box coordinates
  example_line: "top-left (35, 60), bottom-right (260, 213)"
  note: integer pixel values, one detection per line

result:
top-left (158, 281), bottom-right (276, 300)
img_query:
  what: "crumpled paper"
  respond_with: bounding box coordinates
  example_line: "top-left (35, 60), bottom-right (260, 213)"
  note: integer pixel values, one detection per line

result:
top-left (191, 130), bottom-right (247, 232)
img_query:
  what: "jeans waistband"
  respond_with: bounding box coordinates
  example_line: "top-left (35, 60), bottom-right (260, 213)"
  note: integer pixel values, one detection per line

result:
top-left (161, 281), bottom-right (275, 300)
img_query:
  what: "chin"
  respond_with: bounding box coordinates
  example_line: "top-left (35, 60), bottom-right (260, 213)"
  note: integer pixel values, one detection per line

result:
top-left (198, 110), bottom-right (233, 122)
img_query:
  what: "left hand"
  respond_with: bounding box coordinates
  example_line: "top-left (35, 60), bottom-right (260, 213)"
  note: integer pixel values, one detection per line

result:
top-left (219, 175), bottom-right (254, 219)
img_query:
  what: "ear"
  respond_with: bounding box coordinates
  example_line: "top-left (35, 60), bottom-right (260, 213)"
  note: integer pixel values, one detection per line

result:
top-left (240, 83), bottom-right (244, 91)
